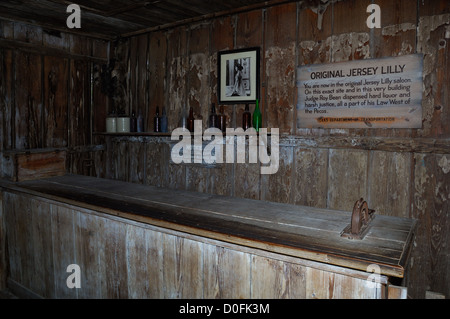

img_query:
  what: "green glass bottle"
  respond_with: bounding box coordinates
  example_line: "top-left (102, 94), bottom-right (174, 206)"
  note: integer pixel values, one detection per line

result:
top-left (252, 99), bottom-right (262, 132)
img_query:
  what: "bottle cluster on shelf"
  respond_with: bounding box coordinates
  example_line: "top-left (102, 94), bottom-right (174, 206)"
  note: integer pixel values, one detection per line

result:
top-left (105, 100), bottom-right (262, 134)
top-left (182, 100), bottom-right (262, 134)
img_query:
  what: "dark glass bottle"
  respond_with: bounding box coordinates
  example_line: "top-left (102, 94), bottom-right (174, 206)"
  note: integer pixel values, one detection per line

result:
top-left (252, 99), bottom-right (262, 132)
top-left (154, 106), bottom-right (161, 133)
top-left (180, 106), bottom-right (187, 129)
top-left (242, 104), bottom-right (252, 130)
top-left (209, 103), bottom-right (218, 128)
top-left (161, 106), bottom-right (168, 133)
top-left (137, 109), bottom-right (144, 132)
top-left (130, 110), bottom-right (137, 132)
top-left (217, 105), bottom-right (226, 132)
top-left (187, 106), bottom-right (195, 132)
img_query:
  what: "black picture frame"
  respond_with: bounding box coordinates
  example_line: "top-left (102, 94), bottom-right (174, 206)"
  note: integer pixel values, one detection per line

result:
top-left (217, 47), bottom-right (260, 104)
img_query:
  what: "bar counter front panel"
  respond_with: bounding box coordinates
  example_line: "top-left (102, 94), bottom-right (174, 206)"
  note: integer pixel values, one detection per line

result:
top-left (0, 174), bottom-right (416, 299)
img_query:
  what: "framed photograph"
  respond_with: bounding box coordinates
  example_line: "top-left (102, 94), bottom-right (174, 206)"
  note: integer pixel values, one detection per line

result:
top-left (217, 47), bottom-right (260, 104)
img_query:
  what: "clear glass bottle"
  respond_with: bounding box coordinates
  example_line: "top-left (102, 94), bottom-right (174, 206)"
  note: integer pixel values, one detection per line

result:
top-left (154, 106), bottom-right (161, 133)
top-left (137, 109), bottom-right (144, 132)
top-left (217, 105), bottom-right (226, 132)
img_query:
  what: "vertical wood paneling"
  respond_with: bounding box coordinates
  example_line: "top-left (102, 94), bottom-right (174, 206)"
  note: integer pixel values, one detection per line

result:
top-left (187, 24), bottom-right (211, 130)
top-left (210, 16), bottom-right (234, 130)
top-left (51, 205), bottom-right (77, 299)
top-left (14, 51), bottom-right (42, 149)
top-left (136, 34), bottom-right (149, 129)
top-left (410, 153), bottom-right (450, 298)
top-left (128, 139), bottom-right (146, 184)
top-left (3, 192), bottom-right (394, 299)
top-left (163, 235), bottom-right (203, 298)
top-left (145, 139), bottom-right (165, 187)
top-left (186, 166), bottom-right (210, 193)
top-left (0, 49), bottom-right (13, 152)
top-left (29, 198), bottom-right (54, 298)
top-left (14, 193), bottom-right (34, 290)
top-left (203, 244), bottom-right (251, 298)
top-left (210, 164), bottom-right (233, 196)
top-left (251, 256), bottom-right (290, 298)
top-left (3, 193), bottom-right (21, 285)
top-left (265, 3), bottom-right (297, 134)
top-left (125, 224), bottom-right (149, 298)
top-left (0, 191), bottom-right (5, 290)
top-left (368, 151), bottom-right (411, 217)
top-left (103, 219), bottom-right (128, 298)
top-left (235, 9), bottom-right (264, 126)
top-left (327, 149), bottom-right (368, 210)
top-left (293, 147), bottom-right (328, 208)
top-left (129, 36), bottom-right (139, 118)
top-left (114, 138), bottom-right (129, 182)
top-left (145, 227), bottom-right (165, 298)
top-left (149, 31), bottom-right (167, 129)
top-left (167, 26), bottom-right (188, 130)
top-left (92, 62), bottom-right (108, 133)
top-left (44, 55), bottom-right (68, 148)
top-left (262, 145), bottom-right (293, 204)
top-left (75, 211), bottom-right (107, 298)
top-left (69, 59), bottom-right (90, 147)
top-left (234, 162), bottom-right (260, 200)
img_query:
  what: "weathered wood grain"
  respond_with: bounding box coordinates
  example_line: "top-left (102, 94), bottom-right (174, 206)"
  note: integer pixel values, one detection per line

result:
top-left (327, 148), bottom-right (368, 210)
top-left (7, 175), bottom-right (417, 278)
top-left (69, 59), bottom-right (90, 147)
top-left (148, 31), bottom-right (167, 129)
top-left (0, 191), bottom-right (5, 290)
top-left (51, 205), bottom-right (78, 298)
top-left (103, 215), bottom-right (128, 298)
top-left (368, 151), bottom-right (411, 218)
top-left (128, 139), bottom-right (146, 184)
top-left (0, 49), bottom-right (13, 152)
top-left (75, 210), bottom-right (107, 298)
top-left (293, 147), bottom-right (328, 208)
top-left (409, 153), bottom-right (450, 298)
top-left (167, 26), bottom-right (188, 130)
top-left (203, 244), bottom-right (251, 298)
top-left (262, 145), bottom-right (293, 203)
top-left (14, 51), bottom-right (42, 149)
top-left (3, 185), bottom-right (411, 299)
top-left (265, 3), bottom-right (297, 134)
top-left (251, 255), bottom-right (290, 298)
top-left (163, 235), bottom-right (203, 298)
top-left (44, 56), bottom-right (68, 148)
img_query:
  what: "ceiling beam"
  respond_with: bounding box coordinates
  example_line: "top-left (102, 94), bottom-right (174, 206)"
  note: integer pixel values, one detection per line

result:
top-left (121, 0), bottom-right (298, 38)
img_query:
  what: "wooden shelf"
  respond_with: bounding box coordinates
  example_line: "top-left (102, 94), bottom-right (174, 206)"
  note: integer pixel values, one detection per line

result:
top-left (93, 132), bottom-right (172, 136)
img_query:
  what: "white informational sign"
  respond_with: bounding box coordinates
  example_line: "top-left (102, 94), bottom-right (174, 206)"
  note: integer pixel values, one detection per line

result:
top-left (297, 54), bottom-right (423, 128)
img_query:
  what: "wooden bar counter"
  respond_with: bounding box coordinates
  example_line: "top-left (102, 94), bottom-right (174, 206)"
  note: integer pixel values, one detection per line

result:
top-left (0, 174), bottom-right (416, 299)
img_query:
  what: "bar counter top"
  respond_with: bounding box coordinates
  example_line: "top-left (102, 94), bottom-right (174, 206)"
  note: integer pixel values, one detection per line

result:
top-left (0, 174), bottom-right (417, 278)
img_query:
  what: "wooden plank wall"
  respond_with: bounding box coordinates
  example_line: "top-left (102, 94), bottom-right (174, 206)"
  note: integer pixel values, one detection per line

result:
top-left (0, 19), bottom-right (109, 176)
top-left (93, 0), bottom-right (450, 299)
top-left (3, 191), bottom-right (384, 299)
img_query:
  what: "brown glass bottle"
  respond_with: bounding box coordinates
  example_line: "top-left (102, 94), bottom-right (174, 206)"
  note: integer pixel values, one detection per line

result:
top-left (130, 110), bottom-right (137, 132)
top-left (209, 103), bottom-right (218, 128)
top-left (242, 104), bottom-right (252, 130)
top-left (187, 106), bottom-right (195, 132)
top-left (217, 105), bottom-right (226, 132)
